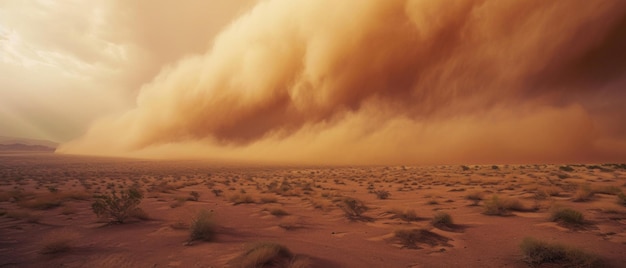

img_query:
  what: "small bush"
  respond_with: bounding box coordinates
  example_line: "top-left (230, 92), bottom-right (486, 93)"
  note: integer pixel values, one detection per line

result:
top-left (374, 190), bottom-right (391, 200)
top-left (189, 210), bottom-right (216, 242)
top-left (431, 212), bottom-right (453, 228)
top-left (92, 187), bottom-right (143, 224)
top-left (520, 237), bottom-right (602, 267)
top-left (39, 230), bottom-right (79, 254)
top-left (339, 197), bottom-right (367, 219)
top-left (270, 208), bottom-right (289, 217)
top-left (559, 165), bottom-right (575, 172)
top-left (258, 195), bottom-right (278, 204)
top-left (229, 193), bottom-right (255, 205)
top-left (232, 242), bottom-right (310, 268)
top-left (393, 228), bottom-right (451, 249)
top-left (572, 185), bottom-right (594, 202)
top-left (389, 208), bottom-right (420, 222)
top-left (618, 192), bottom-right (626, 206)
top-left (188, 191), bottom-right (200, 201)
top-left (551, 207), bottom-right (584, 225)
top-left (483, 195), bottom-right (527, 216)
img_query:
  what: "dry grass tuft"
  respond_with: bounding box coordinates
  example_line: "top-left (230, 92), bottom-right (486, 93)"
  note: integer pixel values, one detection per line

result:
top-left (483, 195), bottom-right (531, 216)
top-left (431, 212), bottom-right (453, 229)
top-left (572, 185), bottom-right (594, 202)
top-left (189, 209), bottom-right (216, 242)
top-left (550, 207), bottom-right (585, 226)
top-left (520, 237), bottom-right (602, 268)
top-left (229, 193), bottom-right (255, 205)
top-left (393, 228), bottom-right (451, 249)
top-left (388, 208), bottom-right (420, 222)
top-left (232, 242), bottom-right (310, 268)
top-left (39, 229), bottom-right (79, 254)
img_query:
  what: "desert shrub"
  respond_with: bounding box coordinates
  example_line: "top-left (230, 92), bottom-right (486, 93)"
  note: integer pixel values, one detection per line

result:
top-left (18, 196), bottom-right (62, 210)
top-left (426, 199), bottom-right (439, 205)
top-left (393, 228), bottom-right (451, 249)
top-left (431, 212), bottom-right (453, 228)
top-left (465, 191), bottom-right (484, 205)
top-left (551, 207), bottom-right (584, 225)
top-left (374, 190), bottom-right (391, 200)
top-left (520, 237), bottom-right (602, 268)
top-left (259, 195), bottom-right (278, 204)
top-left (212, 189), bottom-right (223, 196)
top-left (232, 242), bottom-right (310, 268)
top-left (6, 210), bottom-right (40, 223)
top-left (229, 193), bottom-right (255, 205)
top-left (270, 208), bottom-right (289, 217)
top-left (618, 192), bottom-right (626, 206)
top-left (572, 185), bottom-right (594, 202)
top-left (91, 187), bottom-right (143, 223)
top-left (188, 191), bottom-right (200, 201)
top-left (389, 208), bottom-right (420, 222)
top-left (130, 207), bottom-right (150, 221)
top-left (559, 165), bottom-right (575, 172)
top-left (592, 186), bottom-right (621, 195)
top-left (483, 195), bottom-right (522, 216)
top-left (189, 209), bottom-right (216, 242)
top-left (39, 229), bottom-right (79, 254)
top-left (339, 197), bottom-right (367, 219)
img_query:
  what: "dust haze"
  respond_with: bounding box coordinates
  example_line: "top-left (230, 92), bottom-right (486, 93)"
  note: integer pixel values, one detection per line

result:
top-left (58, 0), bottom-right (626, 165)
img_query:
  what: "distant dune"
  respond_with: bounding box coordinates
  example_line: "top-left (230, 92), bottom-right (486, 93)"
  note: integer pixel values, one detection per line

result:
top-left (0, 143), bottom-right (55, 152)
top-left (0, 136), bottom-right (58, 151)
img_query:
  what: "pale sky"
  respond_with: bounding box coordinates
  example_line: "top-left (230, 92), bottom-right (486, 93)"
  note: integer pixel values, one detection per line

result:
top-left (3, 0), bottom-right (626, 165)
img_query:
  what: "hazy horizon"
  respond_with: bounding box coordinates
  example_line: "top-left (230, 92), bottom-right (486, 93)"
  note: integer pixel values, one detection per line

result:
top-left (3, 0), bottom-right (626, 165)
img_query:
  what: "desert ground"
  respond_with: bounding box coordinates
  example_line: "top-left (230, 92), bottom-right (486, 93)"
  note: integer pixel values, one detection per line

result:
top-left (0, 152), bottom-right (625, 267)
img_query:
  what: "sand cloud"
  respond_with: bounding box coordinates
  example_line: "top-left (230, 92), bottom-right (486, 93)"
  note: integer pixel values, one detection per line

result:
top-left (59, 0), bottom-right (626, 165)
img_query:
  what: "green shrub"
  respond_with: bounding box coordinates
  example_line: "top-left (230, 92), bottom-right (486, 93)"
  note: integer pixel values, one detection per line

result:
top-left (92, 187), bottom-right (143, 223)
top-left (189, 210), bottom-right (216, 242)
top-left (520, 237), bottom-right (602, 267)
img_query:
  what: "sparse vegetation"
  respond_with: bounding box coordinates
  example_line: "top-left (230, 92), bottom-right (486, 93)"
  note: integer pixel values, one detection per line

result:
top-left (91, 187), bottom-right (143, 224)
top-left (551, 207), bottom-right (585, 226)
top-left (231, 242), bottom-right (310, 268)
top-left (270, 208), bottom-right (289, 217)
top-left (520, 237), bottom-right (602, 267)
top-left (229, 193), bottom-right (255, 205)
top-left (339, 197), bottom-right (368, 219)
top-left (39, 230), bottom-right (79, 254)
top-left (189, 209), bottom-right (216, 242)
top-left (393, 228), bottom-right (451, 249)
top-left (572, 185), bottom-right (594, 202)
top-left (389, 208), bottom-right (420, 222)
top-left (188, 191), bottom-right (200, 201)
top-left (374, 189), bottom-right (391, 199)
top-left (483, 195), bottom-right (528, 216)
top-left (618, 192), bottom-right (626, 206)
top-left (431, 212), bottom-right (453, 229)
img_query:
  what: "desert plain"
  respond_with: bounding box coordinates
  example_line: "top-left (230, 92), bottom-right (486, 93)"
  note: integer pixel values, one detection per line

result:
top-left (0, 152), bottom-right (625, 267)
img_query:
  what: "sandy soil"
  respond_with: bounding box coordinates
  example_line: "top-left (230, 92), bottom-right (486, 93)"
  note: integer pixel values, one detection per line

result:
top-left (0, 152), bottom-right (625, 267)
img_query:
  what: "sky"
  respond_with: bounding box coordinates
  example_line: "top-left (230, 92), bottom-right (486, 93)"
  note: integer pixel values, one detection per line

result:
top-left (3, 0), bottom-right (626, 165)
